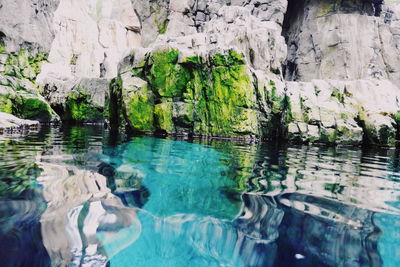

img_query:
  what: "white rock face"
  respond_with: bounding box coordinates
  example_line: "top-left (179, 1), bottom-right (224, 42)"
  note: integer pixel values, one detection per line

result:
top-left (35, 0), bottom-right (143, 113)
top-left (0, 112), bottom-right (39, 132)
top-left (40, 0), bottom-right (141, 80)
top-left (0, 0), bottom-right (59, 52)
top-left (286, 78), bottom-right (400, 144)
top-left (284, 0), bottom-right (400, 85)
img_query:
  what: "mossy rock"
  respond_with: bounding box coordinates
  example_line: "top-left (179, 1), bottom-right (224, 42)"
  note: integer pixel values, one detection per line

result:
top-left (0, 94), bottom-right (13, 114)
top-left (147, 49), bottom-right (191, 98)
top-left (65, 89), bottom-right (103, 123)
top-left (125, 90), bottom-right (155, 132)
top-left (113, 49), bottom-right (260, 138)
top-left (20, 97), bottom-right (56, 121)
top-left (154, 102), bottom-right (174, 133)
top-left (0, 93), bottom-right (56, 122)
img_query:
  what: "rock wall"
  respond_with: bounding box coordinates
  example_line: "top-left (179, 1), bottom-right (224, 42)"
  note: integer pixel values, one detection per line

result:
top-left (0, 0), bottom-right (60, 52)
top-left (2, 0), bottom-right (400, 145)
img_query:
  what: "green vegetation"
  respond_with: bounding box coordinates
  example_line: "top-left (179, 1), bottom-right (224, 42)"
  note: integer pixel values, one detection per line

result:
top-left (65, 88), bottom-right (103, 122)
top-left (125, 87), bottom-right (155, 132)
top-left (0, 95), bottom-right (13, 114)
top-left (112, 49), bottom-right (259, 138)
top-left (0, 48), bottom-right (57, 122)
top-left (19, 97), bottom-right (54, 121)
top-left (148, 49), bottom-right (190, 98)
top-left (158, 19), bottom-right (169, 34)
top-left (154, 102), bottom-right (174, 132)
top-left (0, 93), bottom-right (55, 121)
top-left (318, 2), bottom-right (335, 17)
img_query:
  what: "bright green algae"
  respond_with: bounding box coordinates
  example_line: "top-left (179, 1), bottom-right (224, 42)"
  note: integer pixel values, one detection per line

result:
top-left (113, 49), bottom-right (258, 138)
top-left (65, 88), bottom-right (103, 123)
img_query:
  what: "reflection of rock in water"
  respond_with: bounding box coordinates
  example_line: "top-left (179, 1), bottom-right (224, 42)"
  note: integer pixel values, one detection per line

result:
top-left (98, 161), bottom-right (149, 208)
top-left (274, 193), bottom-right (382, 267)
top-left (235, 194), bottom-right (284, 241)
top-left (0, 191), bottom-right (51, 267)
top-left (38, 163), bottom-right (141, 267)
top-left (229, 193), bottom-right (383, 267)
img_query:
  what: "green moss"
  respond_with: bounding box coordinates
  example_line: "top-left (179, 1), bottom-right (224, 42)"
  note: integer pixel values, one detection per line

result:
top-left (211, 50), bottom-right (246, 66)
top-left (175, 103), bottom-right (194, 127)
top-left (194, 62), bottom-right (254, 136)
top-left (299, 96), bottom-right (311, 123)
top-left (320, 129), bottom-right (337, 143)
top-left (148, 49), bottom-right (191, 98)
top-left (20, 97), bottom-right (54, 121)
top-left (108, 77), bottom-right (124, 127)
top-left (331, 88), bottom-right (345, 104)
top-left (115, 49), bottom-right (258, 137)
top-left (154, 102), bottom-right (174, 132)
top-left (3, 49), bottom-right (47, 81)
top-left (70, 54), bottom-right (79, 65)
top-left (0, 93), bottom-right (54, 121)
top-left (65, 89), bottom-right (103, 122)
top-left (125, 90), bottom-right (154, 132)
top-left (0, 95), bottom-right (13, 114)
top-left (182, 55), bottom-right (201, 65)
top-left (378, 125), bottom-right (395, 145)
top-left (318, 2), bottom-right (335, 17)
top-left (0, 45), bottom-right (6, 54)
top-left (158, 19), bottom-right (169, 34)
top-left (388, 137), bottom-right (396, 147)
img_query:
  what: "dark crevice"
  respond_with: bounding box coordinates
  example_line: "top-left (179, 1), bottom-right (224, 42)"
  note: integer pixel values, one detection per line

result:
top-left (0, 31), bottom-right (6, 46)
top-left (282, 0), bottom-right (307, 81)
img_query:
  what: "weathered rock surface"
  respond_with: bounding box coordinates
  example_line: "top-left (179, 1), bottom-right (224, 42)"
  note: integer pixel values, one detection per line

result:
top-left (0, 48), bottom-right (59, 123)
top-left (0, 112), bottom-right (39, 133)
top-left (2, 0), bottom-right (400, 144)
top-left (34, 0), bottom-right (142, 122)
top-left (283, 0), bottom-right (400, 84)
top-left (0, 0), bottom-right (60, 52)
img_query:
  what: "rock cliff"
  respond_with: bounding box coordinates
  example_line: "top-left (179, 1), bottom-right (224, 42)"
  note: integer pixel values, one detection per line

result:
top-left (1, 0), bottom-right (400, 145)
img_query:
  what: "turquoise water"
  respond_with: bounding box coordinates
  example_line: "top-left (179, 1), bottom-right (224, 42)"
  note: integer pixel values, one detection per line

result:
top-left (0, 125), bottom-right (399, 266)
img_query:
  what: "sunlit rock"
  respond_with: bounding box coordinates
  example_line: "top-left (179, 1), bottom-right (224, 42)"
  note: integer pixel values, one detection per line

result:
top-left (0, 112), bottom-right (39, 133)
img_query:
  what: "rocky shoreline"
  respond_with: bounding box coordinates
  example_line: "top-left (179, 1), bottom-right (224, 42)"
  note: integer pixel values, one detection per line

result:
top-left (1, 0), bottom-right (400, 146)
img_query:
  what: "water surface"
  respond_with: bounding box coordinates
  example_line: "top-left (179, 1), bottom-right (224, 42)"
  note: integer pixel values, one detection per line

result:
top-left (0, 125), bottom-right (399, 267)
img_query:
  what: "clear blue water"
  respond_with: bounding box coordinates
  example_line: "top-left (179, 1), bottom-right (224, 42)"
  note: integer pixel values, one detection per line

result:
top-left (0, 125), bottom-right (399, 267)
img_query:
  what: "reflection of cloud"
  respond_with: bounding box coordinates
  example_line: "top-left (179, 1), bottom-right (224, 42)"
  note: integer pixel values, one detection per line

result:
top-left (38, 163), bottom-right (141, 266)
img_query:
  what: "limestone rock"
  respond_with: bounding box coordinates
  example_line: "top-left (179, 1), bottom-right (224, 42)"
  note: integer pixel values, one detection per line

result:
top-left (36, 0), bottom-right (142, 119)
top-left (283, 0), bottom-right (400, 85)
top-left (0, 49), bottom-right (59, 122)
top-left (0, 0), bottom-right (60, 52)
top-left (0, 112), bottom-right (39, 133)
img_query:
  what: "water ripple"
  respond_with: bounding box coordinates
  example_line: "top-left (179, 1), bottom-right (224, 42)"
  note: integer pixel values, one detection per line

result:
top-left (0, 126), bottom-right (399, 266)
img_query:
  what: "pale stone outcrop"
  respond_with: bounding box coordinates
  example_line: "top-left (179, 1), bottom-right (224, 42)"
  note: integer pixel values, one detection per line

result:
top-left (34, 0), bottom-right (142, 122)
top-left (0, 0), bottom-right (60, 52)
top-left (0, 112), bottom-right (39, 133)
